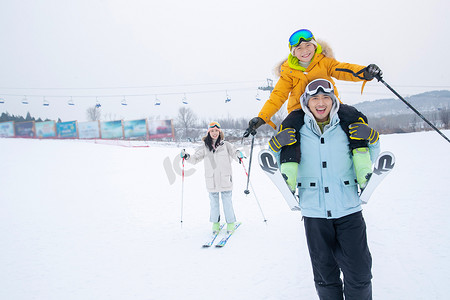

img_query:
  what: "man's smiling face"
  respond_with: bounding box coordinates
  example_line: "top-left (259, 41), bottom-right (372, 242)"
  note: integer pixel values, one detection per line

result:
top-left (307, 94), bottom-right (333, 122)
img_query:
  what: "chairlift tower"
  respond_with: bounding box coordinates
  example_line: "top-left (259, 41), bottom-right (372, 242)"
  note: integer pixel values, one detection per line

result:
top-left (258, 78), bottom-right (274, 93)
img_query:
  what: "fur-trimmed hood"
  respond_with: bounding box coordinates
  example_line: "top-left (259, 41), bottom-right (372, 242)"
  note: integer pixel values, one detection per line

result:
top-left (273, 39), bottom-right (334, 78)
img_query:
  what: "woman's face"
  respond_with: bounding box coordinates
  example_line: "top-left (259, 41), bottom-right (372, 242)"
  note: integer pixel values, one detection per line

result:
top-left (209, 128), bottom-right (220, 140)
top-left (293, 42), bottom-right (316, 63)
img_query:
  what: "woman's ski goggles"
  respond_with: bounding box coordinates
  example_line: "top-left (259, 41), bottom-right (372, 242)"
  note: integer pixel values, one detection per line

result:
top-left (289, 29), bottom-right (314, 48)
top-left (208, 122), bottom-right (221, 129)
top-left (305, 79), bottom-right (334, 96)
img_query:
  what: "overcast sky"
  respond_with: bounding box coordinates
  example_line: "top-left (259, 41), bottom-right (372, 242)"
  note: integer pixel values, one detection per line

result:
top-left (1, 0), bottom-right (449, 123)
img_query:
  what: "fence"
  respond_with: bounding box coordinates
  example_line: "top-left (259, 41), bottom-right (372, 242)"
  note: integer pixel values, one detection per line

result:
top-left (0, 118), bottom-right (174, 140)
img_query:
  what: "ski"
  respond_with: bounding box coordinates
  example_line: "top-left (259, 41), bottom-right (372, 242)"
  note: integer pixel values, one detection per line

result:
top-left (360, 151), bottom-right (395, 204)
top-left (202, 224), bottom-right (225, 248)
top-left (258, 149), bottom-right (300, 211)
top-left (215, 223), bottom-right (241, 248)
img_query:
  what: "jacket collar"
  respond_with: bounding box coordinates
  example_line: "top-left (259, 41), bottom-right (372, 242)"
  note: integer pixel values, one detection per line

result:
top-left (281, 53), bottom-right (325, 77)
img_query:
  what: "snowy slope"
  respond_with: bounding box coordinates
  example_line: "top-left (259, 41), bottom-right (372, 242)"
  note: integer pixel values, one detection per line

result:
top-left (1, 130), bottom-right (449, 300)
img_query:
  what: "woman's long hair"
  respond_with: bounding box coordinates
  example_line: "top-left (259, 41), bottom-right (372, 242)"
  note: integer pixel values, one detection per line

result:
top-left (203, 132), bottom-right (223, 152)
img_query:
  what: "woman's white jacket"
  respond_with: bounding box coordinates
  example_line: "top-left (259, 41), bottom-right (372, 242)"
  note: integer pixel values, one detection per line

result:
top-left (188, 141), bottom-right (239, 193)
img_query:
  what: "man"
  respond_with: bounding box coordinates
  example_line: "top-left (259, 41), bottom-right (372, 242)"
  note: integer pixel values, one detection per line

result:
top-left (271, 79), bottom-right (380, 299)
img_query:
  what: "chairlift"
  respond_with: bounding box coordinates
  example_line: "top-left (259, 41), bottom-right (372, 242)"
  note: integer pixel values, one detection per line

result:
top-left (121, 96), bottom-right (127, 106)
top-left (95, 97), bottom-right (101, 108)
top-left (255, 91), bottom-right (261, 101)
top-left (225, 91), bottom-right (231, 103)
top-left (0, 97), bottom-right (4, 104)
top-left (68, 97), bottom-right (75, 106)
top-left (182, 94), bottom-right (188, 104)
top-left (43, 97), bottom-right (49, 106)
top-left (22, 96), bottom-right (29, 104)
top-left (154, 96), bottom-right (161, 106)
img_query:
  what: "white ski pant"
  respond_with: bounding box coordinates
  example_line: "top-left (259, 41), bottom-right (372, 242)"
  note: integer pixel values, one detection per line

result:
top-left (208, 191), bottom-right (236, 224)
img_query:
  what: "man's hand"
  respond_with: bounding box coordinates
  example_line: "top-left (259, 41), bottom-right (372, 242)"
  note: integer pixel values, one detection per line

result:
top-left (349, 118), bottom-right (379, 144)
top-left (268, 128), bottom-right (296, 152)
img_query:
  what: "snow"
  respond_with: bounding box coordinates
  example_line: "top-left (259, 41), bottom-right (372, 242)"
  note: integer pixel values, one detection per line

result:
top-left (1, 130), bottom-right (450, 300)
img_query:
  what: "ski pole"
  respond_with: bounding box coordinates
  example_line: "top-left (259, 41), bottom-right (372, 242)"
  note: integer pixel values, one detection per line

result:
top-left (239, 157), bottom-right (267, 223)
top-left (376, 75), bottom-right (450, 144)
top-left (180, 154), bottom-right (185, 227)
top-left (244, 133), bottom-right (255, 194)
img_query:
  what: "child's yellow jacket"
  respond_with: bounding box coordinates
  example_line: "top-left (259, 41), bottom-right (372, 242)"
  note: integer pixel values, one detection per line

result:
top-left (259, 44), bottom-right (369, 129)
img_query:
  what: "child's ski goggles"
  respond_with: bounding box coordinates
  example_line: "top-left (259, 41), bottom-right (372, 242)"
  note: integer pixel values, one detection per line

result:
top-left (289, 29), bottom-right (314, 48)
top-left (208, 122), bottom-right (221, 129)
top-left (305, 79), bottom-right (334, 96)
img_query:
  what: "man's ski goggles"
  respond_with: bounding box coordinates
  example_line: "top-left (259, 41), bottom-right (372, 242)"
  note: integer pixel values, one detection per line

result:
top-left (305, 79), bottom-right (334, 96)
top-left (289, 29), bottom-right (314, 48)
top-left (208, 122), bottom-right (221, 129)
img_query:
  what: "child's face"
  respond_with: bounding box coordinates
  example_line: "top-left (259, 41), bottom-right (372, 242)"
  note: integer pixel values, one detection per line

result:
top-left (293, 42), bottom-right (316, 63)
top-left (307, 94), bottom-right (333, 122)
top-left (209, 128), bottom-right (220, 140)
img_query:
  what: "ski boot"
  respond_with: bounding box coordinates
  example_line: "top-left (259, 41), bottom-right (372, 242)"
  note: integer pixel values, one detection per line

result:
top-left (352, 147), bottom-right (373, 189)
top-left (212, 222), bottom-right (221, 234)
top-left (226, 222), bottom-right (236, 234)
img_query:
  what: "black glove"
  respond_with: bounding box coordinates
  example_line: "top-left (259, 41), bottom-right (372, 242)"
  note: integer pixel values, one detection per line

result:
top-left (243, 117), bottom-right (265, 137)
top-left (348, 118), bottom-right (379, 144)
top-left (180, 149), bottom-right (190, 160)
top-left (363, 64), bottom-right (383, 81)
top-left (268, 128), bottom-right (297, 152)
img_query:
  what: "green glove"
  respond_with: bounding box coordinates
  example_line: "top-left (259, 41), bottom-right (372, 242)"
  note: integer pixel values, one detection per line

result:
top-left (268, 128), bottom-right (297, 152)
top-left (280, 162), bottom-right (298, 192)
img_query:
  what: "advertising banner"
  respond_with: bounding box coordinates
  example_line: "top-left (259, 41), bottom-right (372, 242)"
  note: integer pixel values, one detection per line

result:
top-left (148, 119), bottom-right (173, 139)
top-left (101, 120), bottom-right (123, 139)
top-left (78, 121), bottom-right (101, 139)
top-left (35, 121), bottom-right (56, 138)
top-left (0, 121), bottom-right (15, 137)
top-left (56, 121), bottom-right (78, 138)
top-left (124, 119), bottom-right (147, 138)
top-left (15, 121), bottom-right (35, 138)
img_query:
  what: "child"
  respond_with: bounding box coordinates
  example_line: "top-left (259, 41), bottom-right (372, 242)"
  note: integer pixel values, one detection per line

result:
top-left (244, 28), bottom-right (382, 188)
top-left (180, 121), bottom-right (244, 233)
top-left (276, 79), bottom-right (380, 299)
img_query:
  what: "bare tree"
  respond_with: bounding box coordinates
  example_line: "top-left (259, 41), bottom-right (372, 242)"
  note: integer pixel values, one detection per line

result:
top-left (440, 108), bottom-right (449, 129)
top-left (176, 106), bottom-right (198, 140)
top-left (86, 105), bottom-right (101, 121)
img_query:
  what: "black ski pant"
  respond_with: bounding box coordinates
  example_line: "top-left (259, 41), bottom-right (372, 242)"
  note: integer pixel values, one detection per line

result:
top-left (303, 211), bottom-right (372, 300)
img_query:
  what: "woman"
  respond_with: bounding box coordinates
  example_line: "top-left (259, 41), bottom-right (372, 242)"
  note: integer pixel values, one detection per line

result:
top-left (181, 121), bottom-right (244, 233)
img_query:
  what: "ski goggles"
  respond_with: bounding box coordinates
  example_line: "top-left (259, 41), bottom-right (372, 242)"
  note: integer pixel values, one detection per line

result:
top-left (289, 29), bottom-right (314, 48)
top-left (208, 121), bottom-right (221, 129)
top-left (305, 79), bottom-right (334, 96)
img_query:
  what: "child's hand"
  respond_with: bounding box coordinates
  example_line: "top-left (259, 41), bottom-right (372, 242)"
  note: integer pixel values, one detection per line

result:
top-left (363, 64), bottom-right (383, 80)
top-left (243, 117), bottom-right (265, 137)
